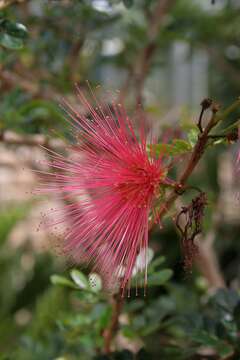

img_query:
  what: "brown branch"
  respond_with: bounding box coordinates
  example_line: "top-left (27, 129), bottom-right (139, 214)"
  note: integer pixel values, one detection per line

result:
top-left (152, 99), bottom-right (240, 288)
top-left (153, 98), bottom-right (240, 225)
top-left (103, 293), bottom-right (124, 354)
top-left (119, 0), bottom-right (176, 104)
top-left (152, 106), bottom-right (218, 225)
top-left (134, 0), bottom-right (176, 105)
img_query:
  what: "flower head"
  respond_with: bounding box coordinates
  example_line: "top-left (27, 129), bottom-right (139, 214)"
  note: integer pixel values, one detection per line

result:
top-left (39, 87), bottom-right (171, 293)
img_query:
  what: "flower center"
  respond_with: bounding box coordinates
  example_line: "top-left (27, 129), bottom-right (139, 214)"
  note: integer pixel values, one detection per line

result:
top-left (114, 164), bottom-right (164, 208)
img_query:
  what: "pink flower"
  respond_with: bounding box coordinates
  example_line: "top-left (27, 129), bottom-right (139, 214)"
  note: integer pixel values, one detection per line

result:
top-left (40, 87), bottom-right (171, 293)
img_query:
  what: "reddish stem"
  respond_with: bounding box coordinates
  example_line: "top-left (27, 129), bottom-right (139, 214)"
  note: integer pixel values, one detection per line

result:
top-left (103, 293), bottom-right (124, 354)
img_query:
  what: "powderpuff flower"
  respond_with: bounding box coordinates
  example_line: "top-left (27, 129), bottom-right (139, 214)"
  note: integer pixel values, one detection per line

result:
top-left (39, 87), bottom-right (172, 293)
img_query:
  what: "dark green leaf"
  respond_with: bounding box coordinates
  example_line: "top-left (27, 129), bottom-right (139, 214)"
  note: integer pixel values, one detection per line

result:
top-left (191, 331), bottom-right (219, 346)
top-left (191, 330), bottom-right (234, 357)
top-left (1, 20), bottom-right (28, 39)
top-left (0, 33), bottom-right (24, 49)
top-left (148, 269), bottom-right (173, 286)
top-left (148, 256), bottom-right (165, 274)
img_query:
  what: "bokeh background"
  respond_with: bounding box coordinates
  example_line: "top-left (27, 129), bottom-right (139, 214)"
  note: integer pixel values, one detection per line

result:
top-left (0, 0), bottom-right (240, 359)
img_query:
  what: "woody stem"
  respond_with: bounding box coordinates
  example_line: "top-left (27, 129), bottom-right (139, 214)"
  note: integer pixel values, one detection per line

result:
top-left (153, 97), bottom-right (240, 224)
top-left (103, 293), bottom-right (124, 354)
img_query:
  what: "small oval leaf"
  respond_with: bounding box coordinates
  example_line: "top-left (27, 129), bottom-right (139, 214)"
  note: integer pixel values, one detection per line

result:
top-left (0, 33), bottom-right (23, 49)
top-left (70, 269), bottom-right (89, 289)
top-left (50, 275), bottom-right (76, 289)
top-left (3, 20), bottom-right (28, 39)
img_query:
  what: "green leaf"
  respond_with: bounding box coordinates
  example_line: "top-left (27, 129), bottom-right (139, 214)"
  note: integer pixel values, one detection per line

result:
top-left (1, 20), bottom-right (28, 39)
top-left (172, 139), bottom-right (192, 152)
top-left (70, 269), bottom-right (89, 289)
top-left (221, 119), bottom-right (240, 135)
top-left (148, 269), bottom-right (173, 286)
top-left (0, 33), bottom-right (24, 49)
top-left (191, 330), bottom-right (234, 357)
top-left (141, 322), bottom-right (161, 336)
top-left (50, 275), bottom-right (76, 289)
top-left (149, 139), bottom-right (192, 157)
top-left (148, 256), bottom-right (165, 273)
top-left (191, 331), bottom-right (219, 346)
top-left (126, 299), bottom-right (145, 312)
top-left (187, 128), bottom-right (199, 147)
top-left (214, 288), bottom-right (239, 312)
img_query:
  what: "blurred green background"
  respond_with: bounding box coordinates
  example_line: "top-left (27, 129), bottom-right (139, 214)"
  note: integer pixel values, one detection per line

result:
top-left (0, 0), bottom-right (240, 359)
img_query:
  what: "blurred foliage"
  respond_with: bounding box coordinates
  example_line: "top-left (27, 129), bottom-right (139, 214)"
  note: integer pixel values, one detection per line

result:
top-left (0, 0), bottom-right (240, 359)
top-left (0, 18), bottom-right (28, 49)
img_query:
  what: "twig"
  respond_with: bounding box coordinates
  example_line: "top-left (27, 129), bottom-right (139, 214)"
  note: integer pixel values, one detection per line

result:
top-left (152, 114), bottom-right (214, 222)
top-left (135, 0), bottom-right (176, 106)
top-left (103, 293), bottom-right (124, 354)
top-left (119, 0), bottom-right (176, 105)
top-left (152, 98), bottom-right (240, 225)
